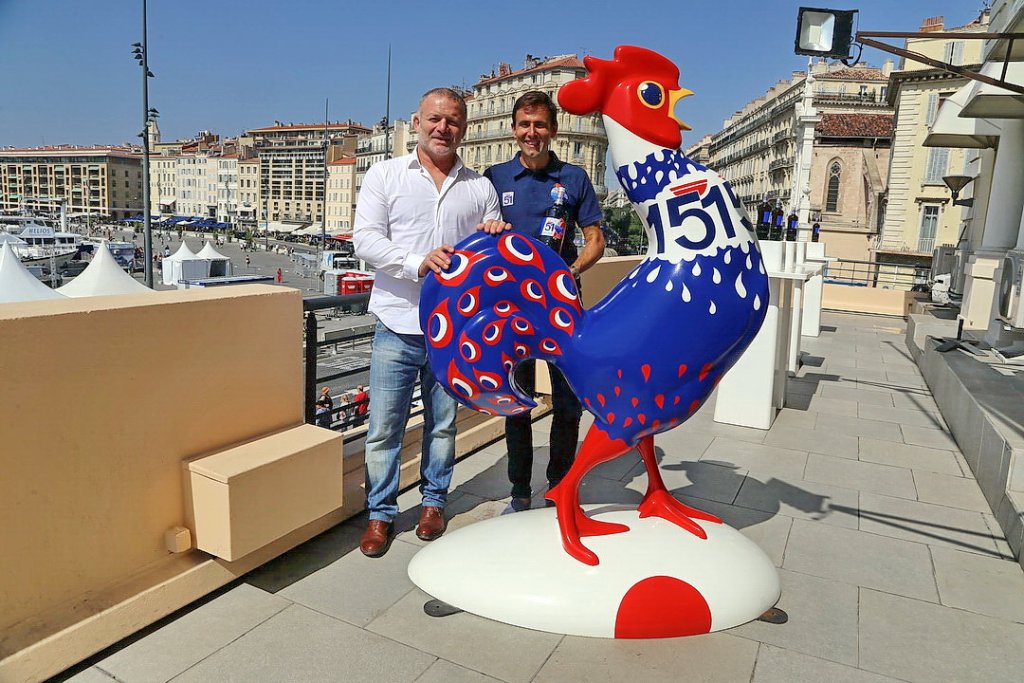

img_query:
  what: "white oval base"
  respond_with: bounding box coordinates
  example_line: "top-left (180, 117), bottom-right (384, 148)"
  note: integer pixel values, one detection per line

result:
top-left (408, 505), bottom-right (781, 638)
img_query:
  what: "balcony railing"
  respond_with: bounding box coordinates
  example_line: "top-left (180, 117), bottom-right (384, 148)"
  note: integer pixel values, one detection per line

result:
top-left (813, 91), bottom-right (883, 105)
top-left (823, 257), bottom-right (929, 290)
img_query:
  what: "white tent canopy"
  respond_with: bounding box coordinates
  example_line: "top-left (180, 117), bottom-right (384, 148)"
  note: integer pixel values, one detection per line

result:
top-left (164, 242), bottom-right (197, 262)
top-left (0, 242), bottom-right (66, 304)
top-left (57, 243), bottom-right (153, 298)
top-left (196, 241), bottom-right (233, 277)
top-left (196, 241), bottom-right (229, 260)
top-left (162, 241), bottom-right (210, 286)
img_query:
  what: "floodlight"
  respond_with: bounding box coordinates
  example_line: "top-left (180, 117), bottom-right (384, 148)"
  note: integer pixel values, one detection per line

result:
top-left (795, 7), bottom-right (857, 58)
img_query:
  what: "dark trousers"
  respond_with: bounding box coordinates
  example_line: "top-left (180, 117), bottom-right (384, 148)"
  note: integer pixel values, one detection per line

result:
top-left (504, 360), bottom-right (583, 498)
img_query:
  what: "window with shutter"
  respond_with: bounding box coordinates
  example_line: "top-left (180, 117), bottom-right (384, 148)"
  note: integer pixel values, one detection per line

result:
top-left (925, 148), bottom-right (950, 183)
top-left (926, 93), bottom-right (939, 127)
top-left (944, 41), bottom-right (965, 66)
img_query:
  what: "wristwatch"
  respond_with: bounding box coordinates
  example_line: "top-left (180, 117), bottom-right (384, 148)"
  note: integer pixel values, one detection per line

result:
top-left (570, 265), bottom-right (581, 279)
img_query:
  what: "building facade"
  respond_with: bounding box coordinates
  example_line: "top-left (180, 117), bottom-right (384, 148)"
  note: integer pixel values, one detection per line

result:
top-left (355, 119), bottom-right (409, 194)
top-left (808, 112), bottom-right (893, 260)
top-left (0, 146), bottom-right (143, 220)
top-left (325, 157), bottom-right (357, 234)
top-left (877, 12), bottom-right (989, 264)
top-left (247, 122), bottom-right (367, 224)
top-left (237, 158), bottom-right (260, 226)
top-left (708, 61), bottom-right (893, 260)
top-left (460, 55), bottom-right (609, 199)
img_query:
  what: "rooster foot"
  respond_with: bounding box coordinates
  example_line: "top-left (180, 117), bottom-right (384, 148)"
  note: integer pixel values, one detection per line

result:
top-left (576, 511), bottom-right (631, 538)
top-left (545, 486), bottom-right (628, 566)
top-left (637, 489), bottom-right (721, 539)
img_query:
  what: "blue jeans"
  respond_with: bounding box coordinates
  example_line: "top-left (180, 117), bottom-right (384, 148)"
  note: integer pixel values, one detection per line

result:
top-left (364, 321), bottom-right (458, 522)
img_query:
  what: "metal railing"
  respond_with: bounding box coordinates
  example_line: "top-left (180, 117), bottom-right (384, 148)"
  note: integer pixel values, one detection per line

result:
top-left (302, 293), bottom-right (427, 443)
top-left (822, 258), bottom-right (929, 290)
top-left (303, 293), bottom-right (371, 423)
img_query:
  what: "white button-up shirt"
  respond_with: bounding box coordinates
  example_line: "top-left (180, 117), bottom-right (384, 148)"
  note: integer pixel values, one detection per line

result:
top-left (354, 151), bottom-right (501, 334)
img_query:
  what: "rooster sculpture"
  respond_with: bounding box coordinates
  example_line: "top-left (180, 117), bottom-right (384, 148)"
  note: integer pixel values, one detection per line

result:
top-left (420, 46), bottom-right (769, 566)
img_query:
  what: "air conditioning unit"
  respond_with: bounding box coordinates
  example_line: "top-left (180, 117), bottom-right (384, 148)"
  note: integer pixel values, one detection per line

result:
top-left (931, 245), bottom-right (957, 280)
top-left (996, 250), bottom-right (1024, 329)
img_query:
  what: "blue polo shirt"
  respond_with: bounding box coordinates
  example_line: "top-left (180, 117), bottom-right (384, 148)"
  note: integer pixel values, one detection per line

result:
top-left (484, 152), bottom-right (603, 265)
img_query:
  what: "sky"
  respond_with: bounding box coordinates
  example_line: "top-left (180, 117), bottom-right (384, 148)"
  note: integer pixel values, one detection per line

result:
top-left (0, 0), bottom-right (986, 150)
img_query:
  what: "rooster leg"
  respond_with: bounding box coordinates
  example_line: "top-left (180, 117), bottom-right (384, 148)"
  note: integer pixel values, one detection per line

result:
top-left (545, 424), bottom-right (631, 566)
top-left (636, 435), bottom-right (721, 538)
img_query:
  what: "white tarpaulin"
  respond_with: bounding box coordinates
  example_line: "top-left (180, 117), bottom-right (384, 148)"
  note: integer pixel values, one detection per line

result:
top-left (0, 242), bottom-right (66, 304)
top-left (57, 243), bottom-right (153, 297)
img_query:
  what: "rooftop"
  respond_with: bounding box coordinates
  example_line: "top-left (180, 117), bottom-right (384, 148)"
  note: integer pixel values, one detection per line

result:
top-left (57, 310), bottom-right (1024, 683)
top-left (817, 113), bottom-right (894, 138)
top-left (475, 55), bottom-right (585, 87)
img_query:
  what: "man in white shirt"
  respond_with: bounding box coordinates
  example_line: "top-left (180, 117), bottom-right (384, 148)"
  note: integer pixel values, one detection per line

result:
top-left (354, 87), bottom-right (509, 557)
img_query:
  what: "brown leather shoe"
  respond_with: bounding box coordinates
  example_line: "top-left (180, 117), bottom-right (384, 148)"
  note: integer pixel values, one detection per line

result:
top-left (415, 506), bottom-right (446, 541)
top-left (359, 520), bottom-right (392, 557)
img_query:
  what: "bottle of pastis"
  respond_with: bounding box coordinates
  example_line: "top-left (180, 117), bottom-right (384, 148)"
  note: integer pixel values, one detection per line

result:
top-left (539, 183), bottom-right (568, 256)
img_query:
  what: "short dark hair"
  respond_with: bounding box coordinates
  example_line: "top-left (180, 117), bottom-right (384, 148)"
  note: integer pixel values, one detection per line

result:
top-left (512, 91), bottom-right (558, 127)
top-left (419, 87), bottom-right (467, 119)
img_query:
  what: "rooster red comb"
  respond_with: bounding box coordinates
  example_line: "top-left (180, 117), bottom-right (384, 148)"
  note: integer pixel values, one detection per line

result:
top-left (558, 45), bottom-right (691, 149)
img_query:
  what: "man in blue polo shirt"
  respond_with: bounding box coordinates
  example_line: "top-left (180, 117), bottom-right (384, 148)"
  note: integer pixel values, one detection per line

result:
top-left (484, 90), bottom-right (605, 514)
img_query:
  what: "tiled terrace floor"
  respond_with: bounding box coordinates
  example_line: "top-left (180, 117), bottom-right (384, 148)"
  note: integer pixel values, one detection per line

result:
top-left (64, 312), bottom-right (1024, 683)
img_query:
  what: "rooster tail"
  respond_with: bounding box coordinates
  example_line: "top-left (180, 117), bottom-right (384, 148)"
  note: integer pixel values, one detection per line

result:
top-left (420, 232), bottom-right (584, 417)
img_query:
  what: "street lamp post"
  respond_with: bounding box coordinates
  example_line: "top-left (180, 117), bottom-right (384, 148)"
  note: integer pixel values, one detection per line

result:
top-left (132, 0), bottom-right (156, 287)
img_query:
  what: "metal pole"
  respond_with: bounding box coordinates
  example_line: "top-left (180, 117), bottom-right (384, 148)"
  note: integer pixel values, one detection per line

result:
top-left (141, 0), bottom-right (153, 287)
top-left (320, 99), bottom-right (328, 281)
top-left (384, 45), bottom-right (392, 160)
top-left (304, 309), bottom-right (318, 424)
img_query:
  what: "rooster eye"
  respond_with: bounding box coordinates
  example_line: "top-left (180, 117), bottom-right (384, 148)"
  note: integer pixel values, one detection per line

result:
top-left (638, 81), bottom-right (664, 108)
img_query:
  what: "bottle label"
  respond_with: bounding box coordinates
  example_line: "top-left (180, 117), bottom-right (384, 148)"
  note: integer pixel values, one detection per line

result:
top-left (541, 216), bottom-right (565, 240)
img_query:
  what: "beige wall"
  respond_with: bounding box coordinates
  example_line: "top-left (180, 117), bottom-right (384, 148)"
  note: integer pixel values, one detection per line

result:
top-left (0, 286), bottom-right (305, 677)
top-left (821, 282), bottom-right (914, 316)
top-left (0, 285), bottom-right (513, 681)
top-left (880, 77), bottom-right (975, 254)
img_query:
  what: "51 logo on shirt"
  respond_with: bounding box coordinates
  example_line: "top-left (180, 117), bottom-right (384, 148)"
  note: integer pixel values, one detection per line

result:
top-left (502, 192), bottom-right (514, 207)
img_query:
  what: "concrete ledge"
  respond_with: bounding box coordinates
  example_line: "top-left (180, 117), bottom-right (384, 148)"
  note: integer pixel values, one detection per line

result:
top-left (906, 313), bottom-right (959, 359)
top-left (908, 329), bottom-right (1024, 568)
top-left (187, 425), bottom-right (344, 561)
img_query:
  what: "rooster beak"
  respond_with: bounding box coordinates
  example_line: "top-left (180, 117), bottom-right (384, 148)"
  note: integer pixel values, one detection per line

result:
top-left (668, 88), bottom-right (694, 131)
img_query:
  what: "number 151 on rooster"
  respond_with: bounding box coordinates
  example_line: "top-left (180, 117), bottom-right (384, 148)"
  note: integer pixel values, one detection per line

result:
top-left (644, 181), bottom-right (754, 254)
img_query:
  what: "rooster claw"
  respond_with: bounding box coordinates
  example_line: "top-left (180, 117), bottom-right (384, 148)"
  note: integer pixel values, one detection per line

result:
top-left (638, 489), bottom-right (720, 539)
top-left (561, 534), bottom-right (600, 566)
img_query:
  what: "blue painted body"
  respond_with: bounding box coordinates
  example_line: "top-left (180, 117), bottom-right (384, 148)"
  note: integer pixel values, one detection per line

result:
top-left (420, 145), bottom-right (769, 448)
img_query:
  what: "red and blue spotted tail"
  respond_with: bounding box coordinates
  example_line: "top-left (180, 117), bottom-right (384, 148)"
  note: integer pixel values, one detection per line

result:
top-left (419, 231), bottom-right (584, 417)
